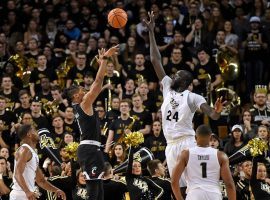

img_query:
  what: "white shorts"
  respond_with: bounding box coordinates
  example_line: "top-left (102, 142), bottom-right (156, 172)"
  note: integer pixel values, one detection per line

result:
top-left (186, 188), bottom-right (222, 200)
top-left (9, 190), bottom-right (28, 200)
top-left (165, 136), bottom-right (196, 187)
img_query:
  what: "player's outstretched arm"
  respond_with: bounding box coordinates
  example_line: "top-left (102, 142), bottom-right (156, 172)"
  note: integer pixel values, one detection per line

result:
top-left (218, 151), bottom-right (236, 200)
top-left (171, 150), bottom-right (188, 200)
top-left (144, 11), bottom-right (166, 81)
top-left (200, 97), bottom-right (225, 120)
top-left (81, 45), bottom-right (119, 111)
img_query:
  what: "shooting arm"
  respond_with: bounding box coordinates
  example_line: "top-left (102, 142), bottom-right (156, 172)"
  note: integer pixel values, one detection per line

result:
top-left (149, 27), bottom-right (166, 81)
top-left (81, 58), bottom-right (107, 107)
top-left (171, 150), bottom-right (188, 200)
top-left (219, 151), bottom-right (236, 200)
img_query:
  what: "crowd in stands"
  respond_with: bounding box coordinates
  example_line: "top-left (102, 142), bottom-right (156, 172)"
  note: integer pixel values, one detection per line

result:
top-left (0, 0), bottom-right (270, 199)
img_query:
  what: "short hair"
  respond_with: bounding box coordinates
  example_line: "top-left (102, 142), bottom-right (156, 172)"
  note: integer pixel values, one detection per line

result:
top-left (196, 125), bottom-right (212, 137)
top-left (0, 95), bottom-right (6, 102)
top-left (51, 85), bottom-right (62, 92)
top-left (17, 124), bottom-right (33, 140)
top-left (65, 85), bottom-right (80, 101)
top-left (147, 159), bottom-right (162, 176)
top-left (1, 74), bottom-right (12, 82)
top-left (120, 99), bottom-right (132, 108)
top-left (18, 89), bottom-right (30, 98)
top-left (132, 93), bottom-right (142, 100)
top-left (51, 165), bottom-right (62, 176)
top-left (170, 70), bottom-right (193, 92)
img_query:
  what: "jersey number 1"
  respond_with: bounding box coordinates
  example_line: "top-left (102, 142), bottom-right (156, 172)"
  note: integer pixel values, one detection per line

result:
top-left (200, 162), bottom-right (207, 178)
top-left (166, 110), bottom-right (179, 122)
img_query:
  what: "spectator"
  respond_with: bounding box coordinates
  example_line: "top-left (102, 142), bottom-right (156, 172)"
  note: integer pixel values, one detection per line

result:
top-left (144, 121), bottom-right (167, 163)
top-left (240, 110), bottom-right (258, 140)
top-left (224, 125), bottom-right (247, 157)
top-left (147, 159), bottom-right (174, 200)
top-left (110, 143), bottom-right (127, 168)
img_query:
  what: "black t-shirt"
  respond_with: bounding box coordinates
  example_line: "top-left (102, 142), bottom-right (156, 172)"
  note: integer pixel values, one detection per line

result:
top-left (144, 133), bottom-right (167, 163)
top-left (29, 67), bottom-right (57, 93)
top-left (14, 106), bottom-right (31, 118)
top-left (127, 64), bottom-right (158, 86)
top-left (109, 117), bottom-right (141, 143)
top-left (149, 177), bottom-right (173, 200)
top-left (243, 31), bottom-right (267, 61)
top-left (37, 92), bottom-right (53, 105)
top-left (0, 89), bottom-right (19, 111)
top-left (64, 121), bottom-right (80, 141)
top-left (32, 115), bottom-right (50, 130)
top-left (130, 110), bottom-right (152, 128)
top-left (164, 60), bottom-right (192, 77)
top-left (193, 59), bottom-right (221, 96)
top-left (103, 178), bottom-right (127, 200)
top-left (73, 104), bottom-right (101, 142)
top-left (106, 109), bottom-right (120, 124)
top-left (143, 93), bottom-right (157, 114)
top-left (67, 66), bottom-right (92, 86)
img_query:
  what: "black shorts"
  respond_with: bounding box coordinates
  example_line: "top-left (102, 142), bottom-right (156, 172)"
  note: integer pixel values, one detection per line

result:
top-left (77, 144), bottom-right (105, 180)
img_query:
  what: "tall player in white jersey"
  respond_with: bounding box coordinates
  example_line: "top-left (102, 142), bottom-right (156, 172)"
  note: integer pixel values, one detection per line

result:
top-left (9, 124), bottom-right (66, 200)
top-left (145, 11), bottom-right (224, 194)
top-left (171, 125), bottom-right (236, 200)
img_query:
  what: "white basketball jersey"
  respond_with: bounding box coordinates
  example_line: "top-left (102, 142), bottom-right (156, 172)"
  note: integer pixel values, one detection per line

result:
top-left (161, 76), bottom-right (206, 142)
top-left (186, 146), bottom-right (221, 194)
top-left (12, 144), bottom-right (39, 192)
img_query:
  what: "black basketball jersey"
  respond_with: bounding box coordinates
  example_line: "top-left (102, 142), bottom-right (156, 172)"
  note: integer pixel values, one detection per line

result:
top-left (73, 103), bottom-right (101, 142)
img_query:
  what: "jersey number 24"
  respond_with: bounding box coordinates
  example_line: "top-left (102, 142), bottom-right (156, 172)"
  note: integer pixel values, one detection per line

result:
top-left (166, 110), bottom-right (179, 122)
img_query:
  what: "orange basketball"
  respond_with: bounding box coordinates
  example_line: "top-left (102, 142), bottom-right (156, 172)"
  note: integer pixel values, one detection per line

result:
top-left (108, 8), bottom-right (128, 29)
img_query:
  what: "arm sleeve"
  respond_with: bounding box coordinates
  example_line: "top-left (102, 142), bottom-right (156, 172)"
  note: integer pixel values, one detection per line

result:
top-left (250, 157), bottom-right (258, 182)
top-left (161, 76), bottom-right (172, 97)
top-left (188, 93), bottom-right (207, 113)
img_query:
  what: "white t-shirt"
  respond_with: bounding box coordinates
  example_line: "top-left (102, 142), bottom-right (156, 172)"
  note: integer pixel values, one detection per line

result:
top-left (186, 146), bottom-right (221, 194)
top-left (12, 144), bottom-right (39, 192)
top-left (161, 76), bottom-right (206, 142)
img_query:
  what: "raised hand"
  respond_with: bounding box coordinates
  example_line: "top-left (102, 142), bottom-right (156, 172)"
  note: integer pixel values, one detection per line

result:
top-left (104, 44), bottom-right (119, 57)
top-left (214, 97), bottom-right (226, 113)
top-left (143, 11), bottom-right (155, 32)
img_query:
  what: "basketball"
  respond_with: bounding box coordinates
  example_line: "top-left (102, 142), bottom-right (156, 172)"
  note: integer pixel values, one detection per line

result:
top-left (108, 8), bottom-right (128, 29)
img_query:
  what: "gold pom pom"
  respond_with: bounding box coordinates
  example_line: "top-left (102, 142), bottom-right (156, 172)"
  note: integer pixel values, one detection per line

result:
top-left (248, 138), bottom-right (268, 157)
top-left (64, 142), bottom-right (79, 160)
top-left (123, 131), bottom-right (144, 147)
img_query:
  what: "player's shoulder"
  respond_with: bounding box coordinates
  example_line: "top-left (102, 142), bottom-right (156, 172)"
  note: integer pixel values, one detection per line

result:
top-left (161, 75), bottom-right (172, 86)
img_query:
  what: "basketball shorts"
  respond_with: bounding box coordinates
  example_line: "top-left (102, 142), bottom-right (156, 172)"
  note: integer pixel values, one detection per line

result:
top-left (77, 144), bottom-right (105, 180)
top-left (165, 136), bottom-right (196, 187)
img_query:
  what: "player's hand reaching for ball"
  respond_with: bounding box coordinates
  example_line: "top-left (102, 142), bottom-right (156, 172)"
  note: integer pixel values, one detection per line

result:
top-left (104, 45), bottom-right (119, 57)
top-left (143, 11), bottom-right (155, 32)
